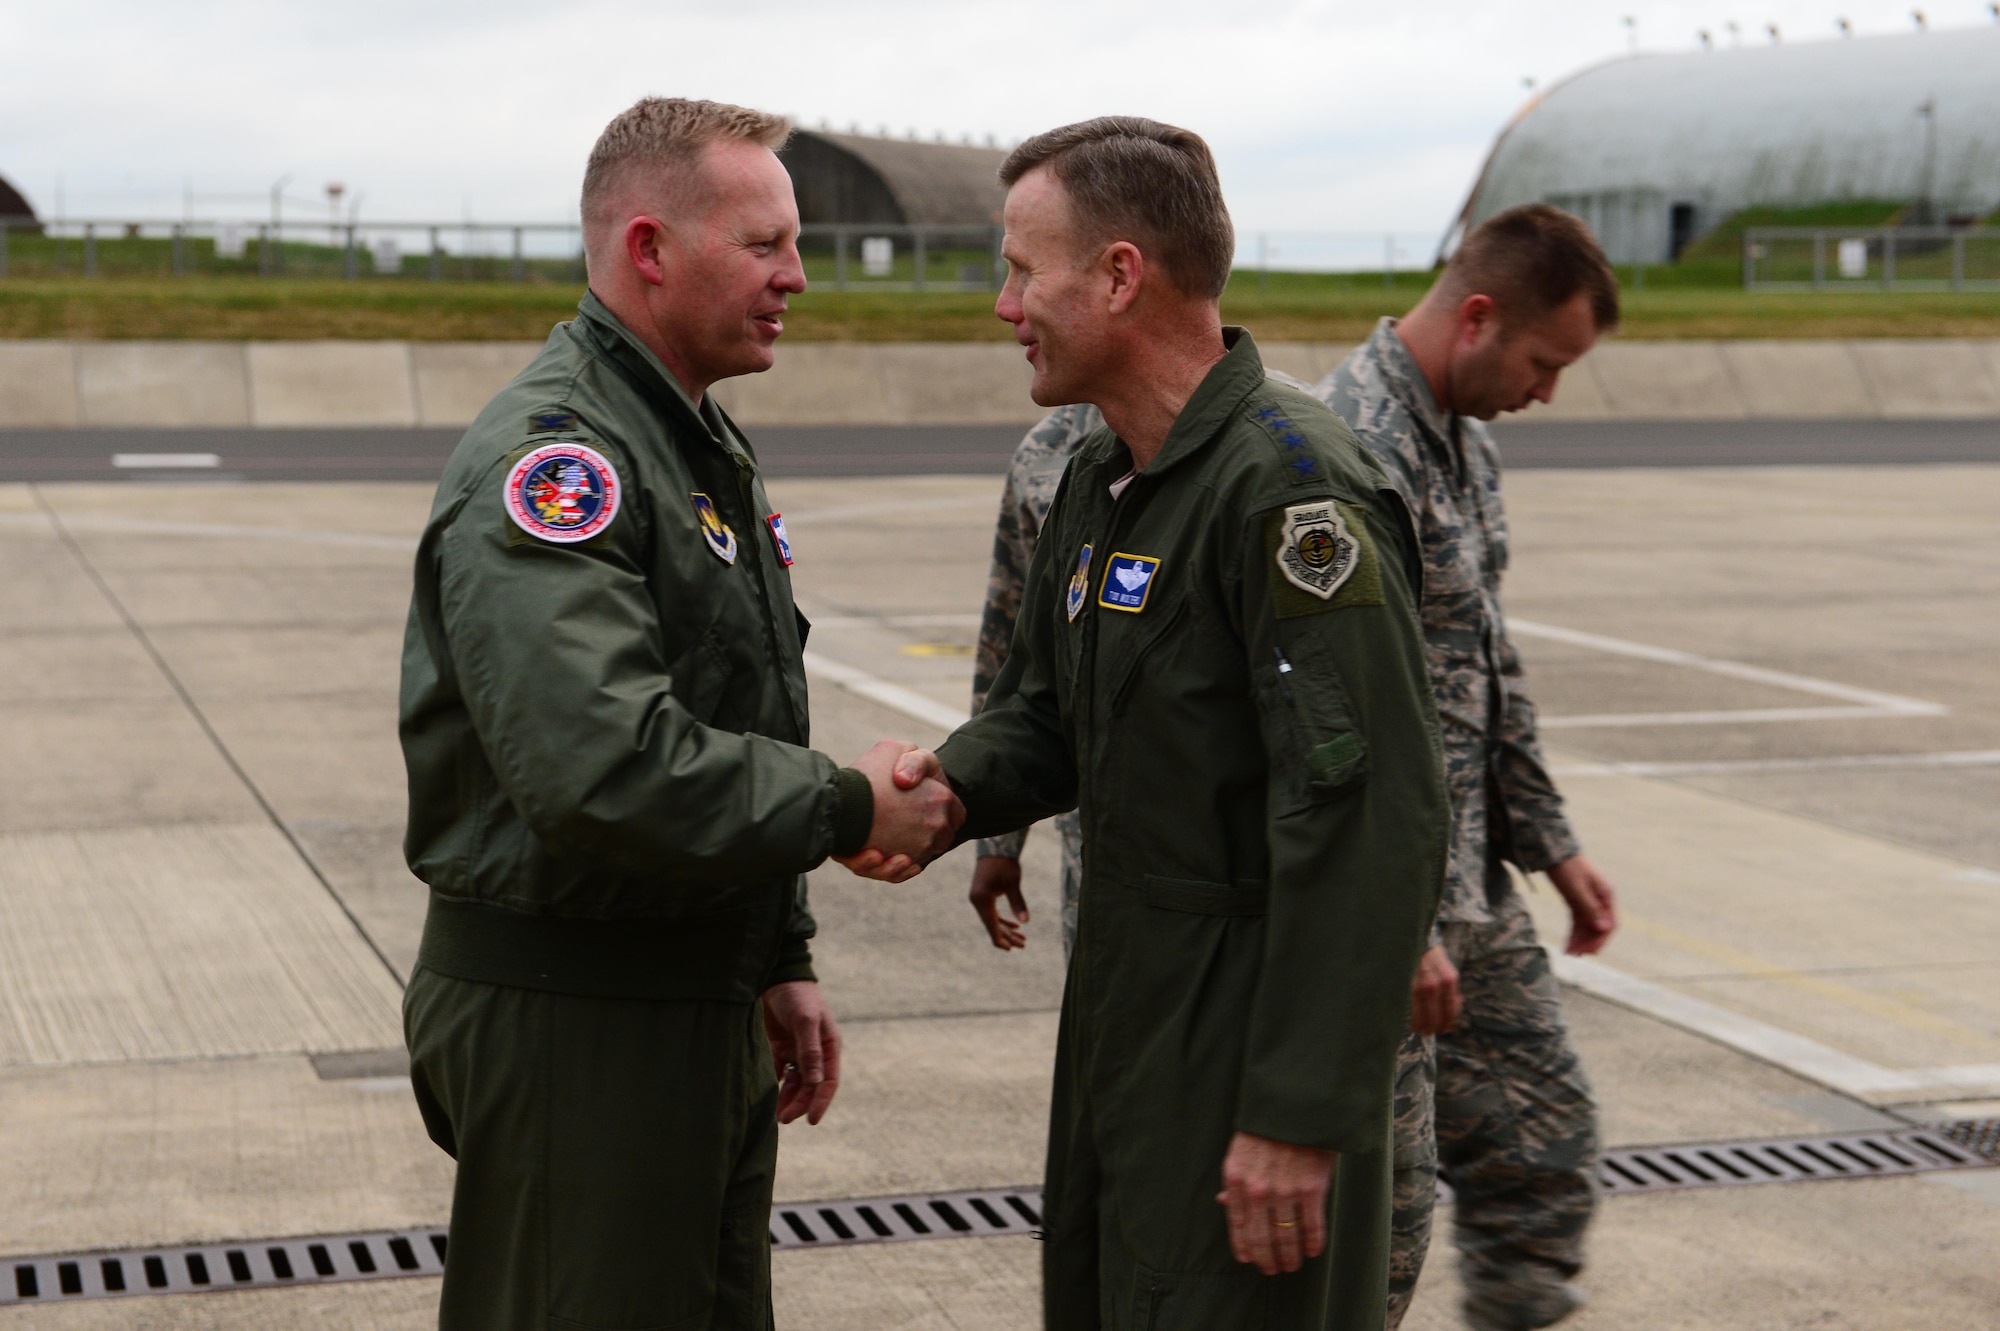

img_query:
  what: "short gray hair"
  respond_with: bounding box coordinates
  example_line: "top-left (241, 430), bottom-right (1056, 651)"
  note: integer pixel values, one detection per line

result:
top-left (581, 97), bottom-right (790, 246)
top-left (1001, 117), bottom-right (1234, 300)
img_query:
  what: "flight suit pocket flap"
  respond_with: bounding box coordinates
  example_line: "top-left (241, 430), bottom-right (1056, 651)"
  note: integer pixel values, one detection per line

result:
top-left (1139, 875), bottom-right (1269, 916)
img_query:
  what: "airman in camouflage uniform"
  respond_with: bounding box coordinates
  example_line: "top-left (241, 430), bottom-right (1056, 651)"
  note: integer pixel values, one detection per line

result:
top-left (1315, 314), bottom-right (1605, 1331)
top-left (967, 389), bottom-right (1438, 1330)
top-left (970, 403), bottom-right (1098, 956)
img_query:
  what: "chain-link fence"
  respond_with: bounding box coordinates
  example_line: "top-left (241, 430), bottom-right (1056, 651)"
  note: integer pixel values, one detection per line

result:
top-left (1743, 226), bottom-right (2000, 292)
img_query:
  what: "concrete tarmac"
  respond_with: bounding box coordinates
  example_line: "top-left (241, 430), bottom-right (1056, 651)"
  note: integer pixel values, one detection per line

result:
top-left (0, 460), bottom-right (1995, 1326)
top-left (3, 417), bottom-right (1998, 482)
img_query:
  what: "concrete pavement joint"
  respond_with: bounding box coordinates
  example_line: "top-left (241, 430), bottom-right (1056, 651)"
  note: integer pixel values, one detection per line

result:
top-left (24, 487), bottom-right (408, 990)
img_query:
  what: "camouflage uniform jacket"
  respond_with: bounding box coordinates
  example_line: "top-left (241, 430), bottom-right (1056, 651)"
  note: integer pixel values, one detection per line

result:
top-left (971, 404), bottom-right (1103, 861)
top-left (1313, 318), bottom-right (1580, 925)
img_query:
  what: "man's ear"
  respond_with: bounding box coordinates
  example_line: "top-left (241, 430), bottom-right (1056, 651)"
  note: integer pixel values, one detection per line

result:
top-left (1104, 241), bottom-right (1145, 316)
top-left (1455, 293), bottom-right (1497, 348)
top-left (625, 215), bottom-right (670, 288)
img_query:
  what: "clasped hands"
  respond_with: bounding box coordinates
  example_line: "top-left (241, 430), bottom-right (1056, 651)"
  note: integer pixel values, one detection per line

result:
top-left (834, 739), bottom-right (965, 882)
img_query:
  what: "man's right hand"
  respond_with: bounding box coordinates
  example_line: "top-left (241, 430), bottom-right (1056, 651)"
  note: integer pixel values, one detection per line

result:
top-left (1409, 944), bottom-right (1461, 1035)
top-left (969, 855), bottom-right (1029, 949)
top-left (834, 740), bottom-right (964, 883)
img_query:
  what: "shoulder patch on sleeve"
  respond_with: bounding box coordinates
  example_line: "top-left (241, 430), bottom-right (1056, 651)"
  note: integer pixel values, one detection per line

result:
top-left (503, 442), bottom-right (621, 544)
top-left (1265, 500), bottom-right (1385, 618)
top-left (527, 410), bottom-right (578, 433)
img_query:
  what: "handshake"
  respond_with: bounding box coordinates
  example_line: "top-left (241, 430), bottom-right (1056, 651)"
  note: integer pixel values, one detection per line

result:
top-left (834, 740), bottom-right (967, 882)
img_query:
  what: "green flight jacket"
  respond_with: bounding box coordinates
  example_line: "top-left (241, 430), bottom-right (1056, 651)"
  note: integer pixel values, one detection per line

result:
top-left (399, 293), bottom-right (873, 1004)
top-left (937, 331), bottom-right (1447, 1329)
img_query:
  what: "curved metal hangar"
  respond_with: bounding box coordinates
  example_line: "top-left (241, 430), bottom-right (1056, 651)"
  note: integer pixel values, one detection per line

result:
top-left (1451, 25), bottom-right (2000, 263)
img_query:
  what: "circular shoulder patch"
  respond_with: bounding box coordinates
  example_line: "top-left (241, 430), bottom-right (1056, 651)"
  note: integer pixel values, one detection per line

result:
top-left (504, 443), bottom-right (621, 543)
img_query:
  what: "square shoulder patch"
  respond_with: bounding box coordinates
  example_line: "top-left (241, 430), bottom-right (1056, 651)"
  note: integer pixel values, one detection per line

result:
top-left (1265, 500), bottom-right (1384, 618)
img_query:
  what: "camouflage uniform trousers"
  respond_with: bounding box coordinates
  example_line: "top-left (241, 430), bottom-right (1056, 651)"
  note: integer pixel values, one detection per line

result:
top-left (1431, 887), bottom-right (1597, 1330)
top-left (1055, 826), bottom-right (1438, 1330)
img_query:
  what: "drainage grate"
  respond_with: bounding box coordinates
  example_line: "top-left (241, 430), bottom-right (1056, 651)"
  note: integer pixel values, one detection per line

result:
top-left (0, 1228), bottom-right (445, 1307)
top-left (768, 1186), bottom-right (1043, 1250)
top-left (10, 1124), bottom-right (1995, 1303)
top-left (1593, 1123), bottom-right (1999, 1196)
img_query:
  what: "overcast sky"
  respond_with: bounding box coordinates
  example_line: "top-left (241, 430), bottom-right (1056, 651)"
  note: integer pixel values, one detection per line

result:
top-left (2, 0), bottom-right (1989, 246)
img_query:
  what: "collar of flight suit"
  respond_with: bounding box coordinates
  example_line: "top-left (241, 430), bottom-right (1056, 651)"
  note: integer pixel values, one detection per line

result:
top-left (1078, 325), bottom-right (1268, 482)
top-left (1367, 316), bottom-right (1467, 467)
top-left (573, 290), bottom-right (754, 466)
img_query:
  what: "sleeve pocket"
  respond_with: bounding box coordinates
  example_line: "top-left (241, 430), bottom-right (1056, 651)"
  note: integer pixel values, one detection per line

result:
top-left (1263, 634), bottom-right (1371, 808)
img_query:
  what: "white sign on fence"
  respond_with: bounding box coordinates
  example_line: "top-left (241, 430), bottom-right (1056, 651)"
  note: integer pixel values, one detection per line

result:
top-left (370, 236), bottom-right (401, 275)
top-left (1837, 238), bottom-right (1867, 279)
top-left (861, 236), bottom-right (894, 277)
top-left (215, 223), bottom-right (245, 260)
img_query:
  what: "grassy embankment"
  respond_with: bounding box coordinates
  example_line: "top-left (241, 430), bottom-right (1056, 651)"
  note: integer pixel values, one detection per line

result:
top-left (4, 272), bottom-right (1997, 342)
top-left (2, 198), bottom-right (1997, 342)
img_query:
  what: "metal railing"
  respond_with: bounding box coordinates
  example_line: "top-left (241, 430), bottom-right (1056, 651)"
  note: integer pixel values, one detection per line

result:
top-left (0, 216), bottom-right (1445, 289)
top-left (0, 216), bottom-right (1015, 289)
top-left (1743, 226), bottom-right (2000, 292)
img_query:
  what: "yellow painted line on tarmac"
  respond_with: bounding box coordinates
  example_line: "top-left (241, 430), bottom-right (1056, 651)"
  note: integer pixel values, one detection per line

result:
top-left (1615, 911), bottom-right (2000, 1055)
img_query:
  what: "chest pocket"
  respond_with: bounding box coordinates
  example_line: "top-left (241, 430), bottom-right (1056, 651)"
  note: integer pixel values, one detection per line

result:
top-left (1260, 632), bottom-right (1369, 814)
top-left (664, 626), bottom-right (735, 725)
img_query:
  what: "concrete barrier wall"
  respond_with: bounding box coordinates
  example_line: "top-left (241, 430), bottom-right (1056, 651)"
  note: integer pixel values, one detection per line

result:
top-left (2, 338), bottom-right (1998, 430)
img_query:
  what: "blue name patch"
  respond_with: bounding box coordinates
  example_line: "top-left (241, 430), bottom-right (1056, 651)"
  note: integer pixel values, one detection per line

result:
top-left (1098, 552), bottom-right (1160, 613)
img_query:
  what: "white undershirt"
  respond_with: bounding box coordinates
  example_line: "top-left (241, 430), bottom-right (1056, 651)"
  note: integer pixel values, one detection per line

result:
top-left (1107, 469), bottom-right (1138, 501)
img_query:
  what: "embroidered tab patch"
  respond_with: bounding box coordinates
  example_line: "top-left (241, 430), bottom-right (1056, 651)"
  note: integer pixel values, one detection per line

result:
top-left (767, 513), bottom-right (795, 567)
top-left (527, 411), bottom-right (578, 433)
top-left (503, 443), bottom-right (620, 544)
top-left (1066, 544), bottom-right (1093, 622)
top-left (1098, 552), bottom-right (1160, 613)
top-left (691, 493), bottom-right (738, 565)
top-left (1276, 502), bottom-right (1358, 600)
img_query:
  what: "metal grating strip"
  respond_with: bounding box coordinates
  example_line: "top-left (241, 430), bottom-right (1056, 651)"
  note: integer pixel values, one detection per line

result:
top-left (768, 1187), bottom-right (1043, 1250)
top-left (0, 1228), bottom-right (445, 1307)
top-left (7, 1123), bottom-right (1994, 1304)
top-left (1593, 1122), bottom-right (1998, 1195)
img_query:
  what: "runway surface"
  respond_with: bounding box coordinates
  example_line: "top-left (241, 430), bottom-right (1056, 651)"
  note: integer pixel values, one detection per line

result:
top-left (4, 417), bottom-right (1997, 482)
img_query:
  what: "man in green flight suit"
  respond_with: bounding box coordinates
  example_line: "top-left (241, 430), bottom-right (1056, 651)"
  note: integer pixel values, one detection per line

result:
top-left (398, 97), bottom-right (962, 1330)
top-left (913, 116), bottom-right (1449, 1331)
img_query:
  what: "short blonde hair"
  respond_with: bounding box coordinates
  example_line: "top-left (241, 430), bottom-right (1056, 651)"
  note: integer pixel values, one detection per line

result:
top-left (581, 97), bottom-right (790, 249)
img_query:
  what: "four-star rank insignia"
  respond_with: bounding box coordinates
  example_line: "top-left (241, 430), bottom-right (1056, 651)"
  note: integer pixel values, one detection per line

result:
top-left (504, 443), bottom-right (621, 544)
top-left (1066, 544), bottom-right (1093, 621)
top-left (1276, 501), bottom-right (1359, 600)
top-left (691, 493), bottom-right (738, 565)
top-left (1098, 552), bottom-right (1161, 613)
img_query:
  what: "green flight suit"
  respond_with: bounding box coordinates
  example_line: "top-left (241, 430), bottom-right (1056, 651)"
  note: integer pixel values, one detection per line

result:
top-left (937, 330), bottom-right (1448, 1331)
top-left (398, 292), bottom-right (873, 1330)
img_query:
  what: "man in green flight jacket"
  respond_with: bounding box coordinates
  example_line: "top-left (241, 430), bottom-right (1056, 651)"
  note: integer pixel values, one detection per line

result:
top-left (398, 98), bottom-right (962, 1330)
top-left (896, 117), bottom-right (1449, 1330)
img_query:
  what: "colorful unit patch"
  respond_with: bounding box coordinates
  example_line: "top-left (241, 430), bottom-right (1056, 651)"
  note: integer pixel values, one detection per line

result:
top-left (1097, 552), bottom-right (1160, 613)
top-left (503, 443), bottom-right (620, 544)
top-left (767, 513), bottom-right (795, 566)
top-left (1276, 501), bottom-right (1358, 599)
top-left (691, 493), bottom-right (738, 565)
top-left (1066, 544), bottom-right (1094, 621)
